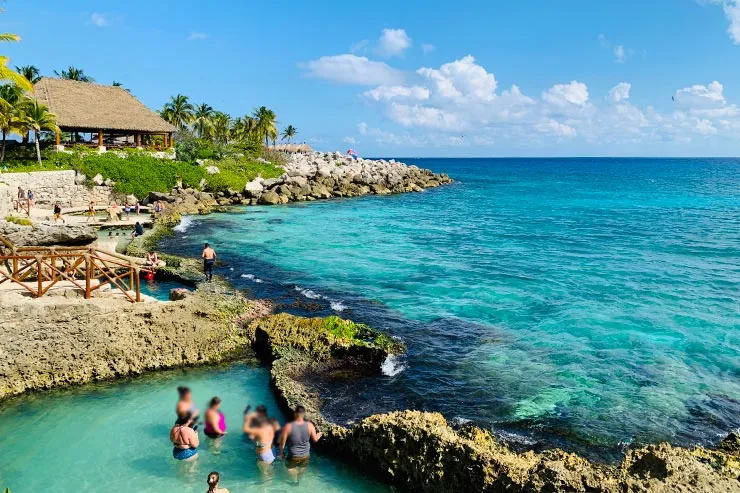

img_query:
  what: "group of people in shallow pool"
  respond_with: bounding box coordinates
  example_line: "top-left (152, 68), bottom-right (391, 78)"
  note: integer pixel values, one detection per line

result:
top-left (169, 386), bottom-right (323, 480)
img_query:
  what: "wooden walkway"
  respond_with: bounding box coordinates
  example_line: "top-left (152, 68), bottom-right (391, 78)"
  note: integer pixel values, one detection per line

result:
top-left (0, 235), bottom-right (150, 302)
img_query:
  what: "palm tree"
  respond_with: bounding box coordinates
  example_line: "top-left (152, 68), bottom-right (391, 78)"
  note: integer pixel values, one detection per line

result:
top-left (193, 103), bottom-right (214, 138)
top-left (0, 33), bottom-right (32, 93)
top-left (0, 84), bottom-right (21, 162)
top-left (160, 94), bottom-right (195, 131)
top-left (15, 65), bottom-right (41, 84)
top-left (252, 106), bottom-right (277, 147)
top-left (281, 125), bottom-right (298, 143)
top-left (210, 112), bottom-right (231, 144)
top-left (16, 98), bottom-right (60, 165)
top-left (54, 66), bottom-right (94, 82)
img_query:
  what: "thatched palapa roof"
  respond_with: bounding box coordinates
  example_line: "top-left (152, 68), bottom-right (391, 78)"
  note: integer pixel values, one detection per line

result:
top-left (33, 78), bottom-right (176, 133)
top-left (273, 143), bottom-right (313, 153)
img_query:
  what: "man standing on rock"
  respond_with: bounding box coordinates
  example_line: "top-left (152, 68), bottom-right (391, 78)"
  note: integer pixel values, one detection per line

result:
top-left (202, 242), bottom-right (216, 282)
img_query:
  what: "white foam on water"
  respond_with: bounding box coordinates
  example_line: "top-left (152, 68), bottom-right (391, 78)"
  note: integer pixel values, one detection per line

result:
top-left (254, 279), bottom-right (263, 283)
top-left (329, 299), bottom-right (347, 312)
top-left (295, 286), bottom-right (322, 299)
top-left (381, 354), bottom-right (407, 377)
top-left (451, 416), bottom-right (472, 426)
top-left (173, 216), bottom-right (194, 233)
top-left (241, 274), bottom-right (255, 279)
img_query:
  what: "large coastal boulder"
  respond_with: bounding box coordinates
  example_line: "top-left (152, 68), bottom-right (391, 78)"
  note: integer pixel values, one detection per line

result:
top-left (148, 191), bottom-right (176, 203)
top-left (259, 190), bottom-right (281, 205)
top-left (0, 221), bottom-right (97, 247)
top-left (243, 179), bottom-right (264, 198)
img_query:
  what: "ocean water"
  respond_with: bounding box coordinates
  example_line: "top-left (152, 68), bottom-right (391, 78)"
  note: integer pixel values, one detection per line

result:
top-left (0, 364), bottom-right (389, 493)
top-left (159, 158), bottom-right (740, 459)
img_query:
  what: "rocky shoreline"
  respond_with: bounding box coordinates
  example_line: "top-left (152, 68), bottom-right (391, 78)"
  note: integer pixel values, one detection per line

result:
top-left (202, 151), bottom-right (452, 206)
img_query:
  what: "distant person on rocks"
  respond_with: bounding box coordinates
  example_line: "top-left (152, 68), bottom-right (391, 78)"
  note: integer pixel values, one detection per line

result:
top-left (86, 201), bottom-right (96, 223)
top-left (53, 202), bottom-right (65, 224)
top-left (27, 189), bottom-right (35, 207)
top-left (204, 397), bottom-right (227, 439)
top-left (278, 405), bottom-right (322, 479)
top-left (202, 242), bottom-right (216, 282)
top-left (132, 221), bottom-right (144, 238)
top-left (16, 186), bottom-right (25, 211)
top-left (143, 250), bottom-right (159, 268)
top-left (124, 203), bottom-right (132, 220)
top-left (135, 202), bottom-right (141, 216)
top-left (154, 201), bottom-right (163, 217)
top-left (206, 471), bottom-right (229, 493)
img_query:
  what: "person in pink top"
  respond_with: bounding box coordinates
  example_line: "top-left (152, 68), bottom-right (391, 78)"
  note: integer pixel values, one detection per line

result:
top-left (204, 396), bottom-right (227, 438)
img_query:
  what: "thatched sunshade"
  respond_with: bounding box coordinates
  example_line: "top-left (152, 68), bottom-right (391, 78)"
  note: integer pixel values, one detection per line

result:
top-left (272, 143), bottom-right (314, 153)
top-left (33, 78), bottom-right (175, 134)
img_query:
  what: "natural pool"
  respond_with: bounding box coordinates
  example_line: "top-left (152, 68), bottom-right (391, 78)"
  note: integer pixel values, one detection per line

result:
top-left (0, 364), bottom-right (389, 493)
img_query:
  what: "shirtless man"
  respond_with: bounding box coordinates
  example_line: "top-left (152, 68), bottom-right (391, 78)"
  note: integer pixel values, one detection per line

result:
top-left (202, 242), bottom-right (216, 282)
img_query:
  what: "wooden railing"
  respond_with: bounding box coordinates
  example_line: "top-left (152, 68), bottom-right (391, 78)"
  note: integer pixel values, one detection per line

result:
top-left (0, 236), bottom-right (149, 302)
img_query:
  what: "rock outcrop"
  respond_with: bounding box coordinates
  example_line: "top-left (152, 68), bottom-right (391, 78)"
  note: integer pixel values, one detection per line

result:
top-left (0, 291), bottom-right (261, 399)
top-left (207, 152), bottom-right (452, 206)
top-left (0, 220), bottom-right (97, 247)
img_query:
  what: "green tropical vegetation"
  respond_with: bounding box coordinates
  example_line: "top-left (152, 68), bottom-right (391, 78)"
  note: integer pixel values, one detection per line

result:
top-left (282, 124), bottom-right (298, 143)
top-left (54, 65), bottom-right (94, 82)
top-left (160, 94), bottom-right (194, 130)
top-left (15, 64), bottom-right (41, 84)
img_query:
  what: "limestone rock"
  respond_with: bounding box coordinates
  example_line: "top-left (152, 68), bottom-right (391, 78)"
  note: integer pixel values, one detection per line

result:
top-left (92, 174), bottom-right (104, 186)
top-left (74, 173), bottom-right (87, 185)
top-left (0, 221), bottom-right (97, 247)
top-left (259, 190), bottom-right (281, 205)
top-left (243, 179), bottom-right (264, 198)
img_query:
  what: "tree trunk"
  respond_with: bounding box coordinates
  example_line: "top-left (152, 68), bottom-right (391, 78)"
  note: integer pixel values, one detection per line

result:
top-left (35, 130), bottom-right (42, 166)
top-left (1, 129), bottom-right (6, 163)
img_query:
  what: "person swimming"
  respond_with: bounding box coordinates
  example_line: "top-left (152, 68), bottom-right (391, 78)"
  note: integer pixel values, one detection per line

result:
top-left (170, 412), bottom-right (200, 461)
top-left (206, 471), bottom-right (229, 493)
top-left (176, 386), bottom-right (199, 422)
top-left (204, 397), bottom-right (227, 439)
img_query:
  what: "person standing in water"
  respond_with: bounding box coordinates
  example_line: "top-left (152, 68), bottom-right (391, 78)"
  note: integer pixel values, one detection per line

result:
top-left (204, 397), bottom-right (227, 439)
top-left (206, 471), bottom-right (229, 493)
top-left (170, 411), bottom-right (199, 461)
top-left (176, 386), bottom-right (199, 421)
top-left (278, 405), bottom-right (322, 476)
top-left (243, 408), bottom-right (277, 465)
top-left (202, 242), bottom-right (216, 282)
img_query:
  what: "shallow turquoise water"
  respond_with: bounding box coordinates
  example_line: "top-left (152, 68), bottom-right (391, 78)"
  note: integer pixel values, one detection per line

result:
top-left (0, 364), bottom-right (388, 493)
top-left (160, 158), bottom-right (740, 457)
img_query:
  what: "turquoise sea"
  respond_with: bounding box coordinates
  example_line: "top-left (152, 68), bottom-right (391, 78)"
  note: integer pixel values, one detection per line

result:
top-left (161, 158), bottom-right (740, 458)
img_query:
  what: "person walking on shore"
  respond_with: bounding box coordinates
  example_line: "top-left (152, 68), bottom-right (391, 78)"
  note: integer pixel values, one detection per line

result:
top-left (86, 201), bottom-right (96, 223)
top-left (53, 202), bottom-right (65, 224)
top-left (202, 242), bottom-right (216, 282)
top-left (278, 405), bottom-right (322, 481)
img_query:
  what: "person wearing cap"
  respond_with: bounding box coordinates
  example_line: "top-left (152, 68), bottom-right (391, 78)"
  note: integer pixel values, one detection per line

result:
top-left (202, 242), bottom-right (216, 282)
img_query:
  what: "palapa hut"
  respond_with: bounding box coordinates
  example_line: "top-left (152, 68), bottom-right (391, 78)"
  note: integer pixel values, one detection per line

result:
top-left (33, 78), bottom-right (176, 149)
top-left (272, 143), bottom-right (314, 153)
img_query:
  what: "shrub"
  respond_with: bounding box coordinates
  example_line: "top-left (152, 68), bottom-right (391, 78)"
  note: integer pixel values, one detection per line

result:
top-left (5, 216), bottom-right (33, 226)
top-left (203, 157), bottom-right (283, 192)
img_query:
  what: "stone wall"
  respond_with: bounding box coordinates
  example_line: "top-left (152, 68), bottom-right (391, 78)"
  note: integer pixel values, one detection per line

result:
top-left (0, 170), bottom-right (113, 214)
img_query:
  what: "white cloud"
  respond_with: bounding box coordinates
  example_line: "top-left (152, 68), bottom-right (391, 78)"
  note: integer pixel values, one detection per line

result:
top-left (422, 43), bottom-right (435, 54)
top-left (536, 118), bottom-right (577, 137)
top-left (363, 85), bottom-right (430, 102)
top-left (343, 137), bottom-right (358, 144)
top-left (542, 81), bottom-right (589, 107)
top-left (188, 32), bottom-right (208, 41)
top-left (609, 82), bottom-right (631, 102)
top-left (614, 45), bottom-right (627, 63)
top-left (417, 55), bottom-right (497, 103)
top-left (675, 81), bottom-right (725, 107)
top-left (350, 39), bottom-right (369, 53)
top-left (302, 54), bottom-right (404, 85)
top-left (90, 13), bottom-right (107, 27)
top-left (377, 28), bottom-right (412, 57)
top-left (357, 122), bottom-right (368, 135)
top-left (725, 1), bottom-right (740, 43)
top-left (696, 119), bottom-right (718, 135)
top-left (388, 103), bottom-right (460, 130)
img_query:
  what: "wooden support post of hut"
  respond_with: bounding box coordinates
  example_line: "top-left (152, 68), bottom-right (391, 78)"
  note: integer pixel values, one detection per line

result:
top-left (31, 78), bottom-right (176, 151)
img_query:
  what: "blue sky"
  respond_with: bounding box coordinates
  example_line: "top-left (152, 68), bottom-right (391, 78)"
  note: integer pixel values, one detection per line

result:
top-left (2, 0), bottom-right (740, 156)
